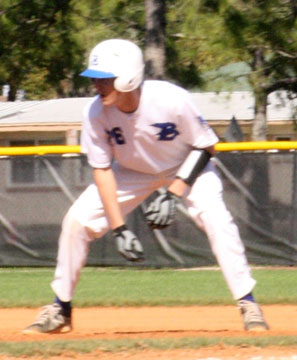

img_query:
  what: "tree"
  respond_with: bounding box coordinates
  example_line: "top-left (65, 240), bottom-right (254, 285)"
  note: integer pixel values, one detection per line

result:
top-left (0, 0), bottom-right (239, 100)
top-left (220, 0), bottom-right (297, 140)
top-left (0, 0), bottom-right (83, 100)
top-left (144, 0), bottom-right (166, 79)
top-left (165, 0), bottom-right (240, 88)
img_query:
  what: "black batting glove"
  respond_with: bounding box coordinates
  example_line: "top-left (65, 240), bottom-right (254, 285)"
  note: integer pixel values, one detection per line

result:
top-left (113, 224), bottom-right (144, 262)
top-left (145, 190), bottom-right (180, 230)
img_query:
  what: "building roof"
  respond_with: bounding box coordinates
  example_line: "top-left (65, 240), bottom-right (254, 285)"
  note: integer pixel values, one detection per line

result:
top-left (0, 98), bottom-right (89, 125)
top-left (192, 91), bottom-right (297, 121)
top-left (0, 91), bottom-right (295, 130)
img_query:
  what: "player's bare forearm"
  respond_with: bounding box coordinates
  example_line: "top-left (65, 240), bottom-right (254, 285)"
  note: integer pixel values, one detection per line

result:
top-left (168, 178), bottom-right (188, 197)
top-left (93, 167), bottom-right (125, 230)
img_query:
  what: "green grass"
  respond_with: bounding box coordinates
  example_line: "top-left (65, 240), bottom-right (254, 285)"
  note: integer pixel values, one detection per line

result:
top-left (1, 267), bottom-right (297, 357)
top-left (1, 336), bottom-right (297, 357)
top-left (0, 266), bottom-right (297, 307)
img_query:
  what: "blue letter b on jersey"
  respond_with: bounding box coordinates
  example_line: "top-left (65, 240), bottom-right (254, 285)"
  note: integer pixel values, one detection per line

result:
top-left (152, 123), bottom-right (179, 141)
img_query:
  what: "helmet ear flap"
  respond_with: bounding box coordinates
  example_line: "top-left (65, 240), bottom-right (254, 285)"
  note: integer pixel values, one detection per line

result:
top-left (114, 67), bottom-right (144, 92)
top-left (114, 75), bottom-right (133, 92)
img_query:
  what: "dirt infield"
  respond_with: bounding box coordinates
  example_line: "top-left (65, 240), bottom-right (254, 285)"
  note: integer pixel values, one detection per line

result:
top-left (1, 305), bottom-right (297, 359)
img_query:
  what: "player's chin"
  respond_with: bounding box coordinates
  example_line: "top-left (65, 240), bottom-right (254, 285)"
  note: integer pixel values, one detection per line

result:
top-left (100, 95), bottom-right (116, 106)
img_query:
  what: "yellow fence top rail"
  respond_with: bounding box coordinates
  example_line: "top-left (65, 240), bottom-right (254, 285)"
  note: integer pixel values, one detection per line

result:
top-left (0, 145), bottom-right (81, 156)
top-left (0, 142), bottom-right (296, 156)
top-left (215, 141), bottom-right (297, 152)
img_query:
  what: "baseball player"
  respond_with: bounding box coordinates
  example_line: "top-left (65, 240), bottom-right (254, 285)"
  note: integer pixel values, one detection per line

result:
top-left (23, 39), bottom-right (269, 334)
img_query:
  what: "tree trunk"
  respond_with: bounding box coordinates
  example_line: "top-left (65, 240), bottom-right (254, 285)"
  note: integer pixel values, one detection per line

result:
top-left (250, 48), bottom-right (268, 141)
top-left (7, 83), bottom-right (17, 102)
top-left (144, 0), bottom-right (166, 79)
top-left (252, 91), bottom-right (268, 141)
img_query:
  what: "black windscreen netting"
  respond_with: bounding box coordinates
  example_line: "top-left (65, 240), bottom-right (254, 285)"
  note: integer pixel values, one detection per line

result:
top-left (0, 151), bottom-right (296, 267)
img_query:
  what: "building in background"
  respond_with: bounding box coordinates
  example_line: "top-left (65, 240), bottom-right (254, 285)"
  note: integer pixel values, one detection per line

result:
top-left (0, 91), bottom-right (296, 147)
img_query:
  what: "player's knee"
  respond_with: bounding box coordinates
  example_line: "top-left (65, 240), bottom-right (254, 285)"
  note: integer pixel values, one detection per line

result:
top-left (61, 207), bottom-right (86, 235)
top-left (62, 206), bottom-right (109, 241)
top-left (200, 206), bottom-right (235, 234)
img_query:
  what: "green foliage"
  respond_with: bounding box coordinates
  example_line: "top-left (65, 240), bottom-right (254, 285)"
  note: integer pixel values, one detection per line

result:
top-left (220, 0), bottom-right (297, 94)
top-left (17, 68), bottom-right (57, 100)
top-left (166, 1), bottom-right (224, 87)
top-left (202, 62), bottom-right (252, 91)
top-left (0, 0), bottom-right (84, 100)
top-left (0, 0), bottom-right (296, 98)
top-left (74, 0), bottom-right (145, 51)
top-left (165, 0), bottom-right (250, 89)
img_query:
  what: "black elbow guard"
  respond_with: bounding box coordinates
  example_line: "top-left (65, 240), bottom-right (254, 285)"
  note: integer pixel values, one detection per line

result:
top-left (176, 149), bottom-right (211, 186)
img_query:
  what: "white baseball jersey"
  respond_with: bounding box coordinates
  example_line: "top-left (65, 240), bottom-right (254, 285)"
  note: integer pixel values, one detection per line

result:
top-left (81, 80), bottom-right (218, 175)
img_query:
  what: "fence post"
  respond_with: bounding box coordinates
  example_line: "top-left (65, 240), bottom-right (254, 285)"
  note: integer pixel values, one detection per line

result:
top-left (291, 151), bottom-right (297, 263)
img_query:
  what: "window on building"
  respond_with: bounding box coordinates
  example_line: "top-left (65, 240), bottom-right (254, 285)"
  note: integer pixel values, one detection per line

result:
top-left (8, 140), bottom-right (63, 187)
top-left (274, 136), bottom-right (292, 141)
top-left (75, 155), bottom-right (93, 186)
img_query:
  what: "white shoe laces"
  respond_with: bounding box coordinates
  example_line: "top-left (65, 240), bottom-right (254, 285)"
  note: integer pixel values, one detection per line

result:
top-left (238, 300), bottom-right (264, 322)
top-left (34, 304), bottom-right (61, 325)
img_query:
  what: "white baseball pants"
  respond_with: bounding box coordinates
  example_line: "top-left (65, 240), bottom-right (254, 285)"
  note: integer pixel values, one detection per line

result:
top-left (51, 161), bottom-right (256, 302)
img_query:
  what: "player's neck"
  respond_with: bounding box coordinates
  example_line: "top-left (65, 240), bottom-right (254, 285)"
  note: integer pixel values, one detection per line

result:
top-left (115, 88), bottom-right (141, 113)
